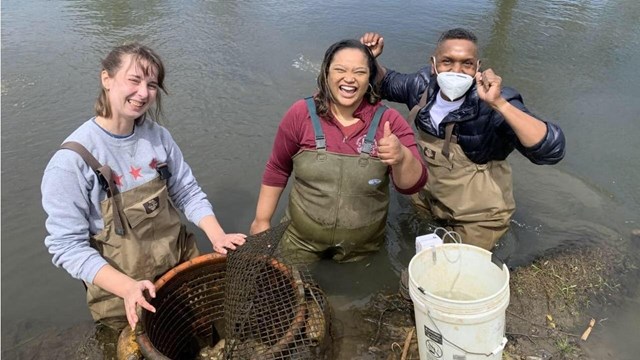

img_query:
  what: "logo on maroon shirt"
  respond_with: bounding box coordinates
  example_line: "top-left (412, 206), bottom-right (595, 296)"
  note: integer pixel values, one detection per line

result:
top-left (356, 135), bottom-right (378, 156)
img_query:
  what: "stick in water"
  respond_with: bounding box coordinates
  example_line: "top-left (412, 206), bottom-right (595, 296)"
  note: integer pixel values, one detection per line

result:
top-left (401, 327), bottom-right (415, 360)
top-left (580, 318), bottom-right (596, 341)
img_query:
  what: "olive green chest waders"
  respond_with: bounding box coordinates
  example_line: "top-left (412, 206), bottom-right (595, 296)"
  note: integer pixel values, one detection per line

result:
top-left (60, 142), bottom-right (200, 330)
top-left (408, 92), bottom-right (516, 250)
top-left (280, 98), bottom-right (390, 263)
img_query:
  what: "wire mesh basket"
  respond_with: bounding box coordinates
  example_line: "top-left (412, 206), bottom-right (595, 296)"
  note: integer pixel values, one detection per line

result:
top-left (134, 223), bottom-right (332, 360)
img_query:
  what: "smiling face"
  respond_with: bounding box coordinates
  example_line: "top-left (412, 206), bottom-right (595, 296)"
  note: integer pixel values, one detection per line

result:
top-left (101, 54), bottom-right (159, 122)
top-left (432, 39), bottom-right (479, 77)
top-left (327, 48), bottom-right (370, 112)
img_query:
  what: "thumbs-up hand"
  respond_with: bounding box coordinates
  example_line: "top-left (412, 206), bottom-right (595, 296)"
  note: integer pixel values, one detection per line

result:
top-left (377, 121), bottom-right (404, 165)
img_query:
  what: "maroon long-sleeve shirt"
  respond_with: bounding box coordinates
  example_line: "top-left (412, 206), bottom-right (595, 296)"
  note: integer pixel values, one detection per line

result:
top-left (262, 99), bottom-right (427, 194)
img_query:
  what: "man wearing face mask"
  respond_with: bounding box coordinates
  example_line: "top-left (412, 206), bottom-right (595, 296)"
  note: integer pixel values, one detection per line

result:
top-left (360, 28), bottom-right (565, 251)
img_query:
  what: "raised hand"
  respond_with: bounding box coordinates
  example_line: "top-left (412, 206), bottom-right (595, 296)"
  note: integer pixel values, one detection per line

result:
top-left (360, 32), bottom-right (384, 58)
top-left (475, 69), bottom-right (507, 109)
top-left (377, 121), bottom-right (404, 165)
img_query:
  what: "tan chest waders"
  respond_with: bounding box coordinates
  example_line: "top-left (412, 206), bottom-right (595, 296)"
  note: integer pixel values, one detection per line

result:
top-left (60, 142), bottom-right (199, 330)
top-left (409, 91), bottom-right (515, 250)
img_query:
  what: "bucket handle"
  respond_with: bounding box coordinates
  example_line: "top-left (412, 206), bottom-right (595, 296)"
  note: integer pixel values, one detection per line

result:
top-left (412, 291), bottom-right (508, 357)
top-left (491, 253), bottom-right (506, 270)
top-left (424, 309), bottom-right (508, 357)
top-left (413, 289), bottom-right (427, 308)
top-left (490, 337), bottom-right (508, 356)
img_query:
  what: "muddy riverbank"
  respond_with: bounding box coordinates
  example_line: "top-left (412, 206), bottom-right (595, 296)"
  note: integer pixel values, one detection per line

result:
top-left (355, 242), bottom-right (639, 360)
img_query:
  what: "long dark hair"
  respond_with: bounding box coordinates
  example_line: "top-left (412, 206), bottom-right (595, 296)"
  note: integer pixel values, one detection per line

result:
top-left (314, 39), bottom-right (380, 117)
top-left (94, 42), bottom-right (167, 123)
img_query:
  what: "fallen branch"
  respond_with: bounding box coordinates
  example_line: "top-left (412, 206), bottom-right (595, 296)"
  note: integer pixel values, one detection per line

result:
top-left (506, 331), bottom-right (543, 344)
top-left (401, 327), bottom-right (414, 360)
top-left (370, 308), bottom-right (389, 346)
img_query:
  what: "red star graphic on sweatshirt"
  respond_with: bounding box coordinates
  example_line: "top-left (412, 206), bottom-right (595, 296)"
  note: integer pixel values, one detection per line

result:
top-left (113, 172), bottom-right (123, 187)
top-left (129, 165), bottom-right (142, 180)
top-left (149, 158), bottom-right (158, 169)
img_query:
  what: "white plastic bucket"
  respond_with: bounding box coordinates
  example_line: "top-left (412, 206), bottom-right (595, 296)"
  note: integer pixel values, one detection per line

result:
top-left (408, 244), bottom-right (510, 360)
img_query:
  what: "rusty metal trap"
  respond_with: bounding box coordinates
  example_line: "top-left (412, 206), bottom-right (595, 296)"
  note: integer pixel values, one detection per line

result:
top-left (132, 222), bottom-right (332, 359)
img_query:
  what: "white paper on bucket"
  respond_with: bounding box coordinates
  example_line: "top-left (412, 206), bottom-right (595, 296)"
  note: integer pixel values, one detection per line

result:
top-left (415, 232), bottom-right (443, 253)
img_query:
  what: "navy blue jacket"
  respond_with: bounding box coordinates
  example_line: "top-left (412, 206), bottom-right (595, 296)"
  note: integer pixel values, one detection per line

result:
top-left (381, 66), bottom-right (565, 165)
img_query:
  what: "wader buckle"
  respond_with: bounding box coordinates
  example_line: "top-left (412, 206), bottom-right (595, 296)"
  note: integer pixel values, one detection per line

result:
top-left (95, 171), bottom-right (110, 193)
top-left (157, 163), bottom-right (172, 180)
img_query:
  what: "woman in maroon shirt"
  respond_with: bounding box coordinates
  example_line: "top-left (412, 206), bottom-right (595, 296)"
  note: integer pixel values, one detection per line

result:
top-left (251, 39), bottom-right (427, 263)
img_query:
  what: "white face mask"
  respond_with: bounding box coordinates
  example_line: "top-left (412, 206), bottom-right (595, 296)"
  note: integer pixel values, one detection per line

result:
top-left (432, 57), bottom-right (476, 100)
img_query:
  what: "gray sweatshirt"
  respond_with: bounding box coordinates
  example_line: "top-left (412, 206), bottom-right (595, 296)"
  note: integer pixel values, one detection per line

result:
top-left (41, 118), bottom-right (214, 284)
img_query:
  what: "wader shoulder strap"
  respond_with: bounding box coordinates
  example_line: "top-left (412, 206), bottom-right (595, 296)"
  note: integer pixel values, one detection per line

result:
top-left (60, 141), bottom-right (125, 236)
top-left (304, 97), bottom-right (326, 152)
top-left (441, 123), bottom-right (455, 159)
top-left (361, 105), bottom-right (388, 155)
top-left (408, 90), bottom-right (457, 159)
top-left (408, 88), bottom-right (430, 124)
